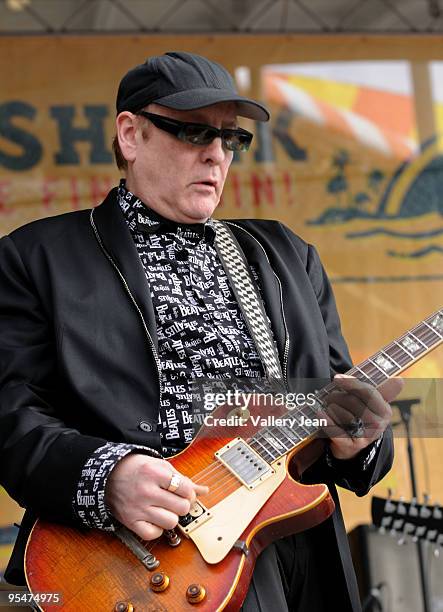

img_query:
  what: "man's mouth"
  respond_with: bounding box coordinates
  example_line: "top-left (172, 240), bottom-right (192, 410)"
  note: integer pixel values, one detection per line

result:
top-left (193, 180), bottom-right (217, 189)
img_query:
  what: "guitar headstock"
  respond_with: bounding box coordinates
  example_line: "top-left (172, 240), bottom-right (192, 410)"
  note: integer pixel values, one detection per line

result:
top-left (372, 495), bottom-right (443, 555)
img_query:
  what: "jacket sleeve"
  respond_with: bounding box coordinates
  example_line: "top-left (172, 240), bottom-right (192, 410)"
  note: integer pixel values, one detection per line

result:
top-left (302, 240), bottom-right (394, 494)
top-left (0, 235), bottom-right (109, 524)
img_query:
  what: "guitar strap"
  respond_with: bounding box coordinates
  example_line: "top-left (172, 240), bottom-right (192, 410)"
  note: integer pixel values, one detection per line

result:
top-left (212, 220), bottom-right (284, 386)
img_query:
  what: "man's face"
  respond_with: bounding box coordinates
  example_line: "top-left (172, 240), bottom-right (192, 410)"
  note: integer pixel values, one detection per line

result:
top-left (123, 101), bottom-right (237, 223)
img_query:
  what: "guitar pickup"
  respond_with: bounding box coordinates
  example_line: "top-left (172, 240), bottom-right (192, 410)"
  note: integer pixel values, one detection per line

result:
top-left (215, 438), bottom-right (273, 490)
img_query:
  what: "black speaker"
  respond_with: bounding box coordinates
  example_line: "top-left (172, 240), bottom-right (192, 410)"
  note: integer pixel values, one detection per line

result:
top-left (348, 524), bottom-right (443, 612)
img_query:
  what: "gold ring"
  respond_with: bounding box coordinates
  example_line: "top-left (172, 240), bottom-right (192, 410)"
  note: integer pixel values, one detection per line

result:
top-left (167, 473), bottom-right (181, 492)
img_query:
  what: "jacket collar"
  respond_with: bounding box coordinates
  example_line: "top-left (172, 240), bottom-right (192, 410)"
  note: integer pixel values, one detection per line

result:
top-left (91, 187), bottom-right (158, 346)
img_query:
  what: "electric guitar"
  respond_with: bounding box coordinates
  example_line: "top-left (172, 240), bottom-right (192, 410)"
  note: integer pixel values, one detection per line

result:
top-left (25, 309), bottom-right (443, 611)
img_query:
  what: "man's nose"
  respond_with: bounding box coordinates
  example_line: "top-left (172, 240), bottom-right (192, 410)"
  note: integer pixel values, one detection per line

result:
top-left (200, 136), bottom-right (228, 164)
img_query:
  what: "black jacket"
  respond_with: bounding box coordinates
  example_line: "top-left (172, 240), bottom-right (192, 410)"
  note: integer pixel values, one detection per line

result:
top-left (0, 188), bottom-right (393, 608)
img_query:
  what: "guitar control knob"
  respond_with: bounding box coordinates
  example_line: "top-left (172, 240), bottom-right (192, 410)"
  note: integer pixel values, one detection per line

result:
top-left (145, 553), bottom-right (160, 570)
top-left (150, 572), bottom-right (170, 592)
top-left (114, 602), bottom-right (134, 612)
top-left (186, 584), bottom-right (206, 604)
top-left (165, 528), bottom-right (181, 547)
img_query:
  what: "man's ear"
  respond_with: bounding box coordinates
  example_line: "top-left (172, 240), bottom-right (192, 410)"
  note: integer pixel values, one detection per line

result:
top-left (116, 112), bottom-right (138, 164)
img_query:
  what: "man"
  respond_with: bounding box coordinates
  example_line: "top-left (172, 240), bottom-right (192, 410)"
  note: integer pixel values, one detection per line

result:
top-left (0, 52), bottom-right (401, 610)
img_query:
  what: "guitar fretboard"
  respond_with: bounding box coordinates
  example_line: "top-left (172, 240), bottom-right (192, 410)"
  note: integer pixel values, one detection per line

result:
top-left (245, 308), bottom-right (443, 464)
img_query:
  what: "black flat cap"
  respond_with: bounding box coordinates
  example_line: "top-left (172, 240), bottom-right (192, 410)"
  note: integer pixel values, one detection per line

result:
top-left (116, 51), bottom-right (269, 122)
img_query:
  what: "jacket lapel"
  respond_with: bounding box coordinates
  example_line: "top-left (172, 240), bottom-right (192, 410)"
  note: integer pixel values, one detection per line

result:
top-left (92, 188), bottom-right (158, 346)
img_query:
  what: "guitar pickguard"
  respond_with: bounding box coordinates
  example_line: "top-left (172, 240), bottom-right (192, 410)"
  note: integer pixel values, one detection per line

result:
top-left (187, 458), bottom-right (287, 564)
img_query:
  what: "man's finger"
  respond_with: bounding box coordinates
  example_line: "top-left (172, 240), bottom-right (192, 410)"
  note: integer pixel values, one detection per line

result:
top-left (161, 470), bottom-right (209, 501)
top-left (378, 377), bottom-right (404, 403)
top-left (332, 375), bottom-right (393, 418)
top-left (133, 520), bottom-right (164, 541)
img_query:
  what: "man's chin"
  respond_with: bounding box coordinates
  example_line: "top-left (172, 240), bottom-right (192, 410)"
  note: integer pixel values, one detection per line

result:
top-left (184, 197), bottom-right (220, 222)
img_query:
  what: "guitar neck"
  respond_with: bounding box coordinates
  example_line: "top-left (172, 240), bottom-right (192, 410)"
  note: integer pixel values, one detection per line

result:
top-left (346, 308), bottom-right (443, 386)
top-left (246, 308), bottom-right (443, 464)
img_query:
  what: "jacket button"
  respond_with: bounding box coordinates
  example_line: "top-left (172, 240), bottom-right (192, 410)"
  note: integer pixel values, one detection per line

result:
top-left (139, 421), bottom-right (153, 432)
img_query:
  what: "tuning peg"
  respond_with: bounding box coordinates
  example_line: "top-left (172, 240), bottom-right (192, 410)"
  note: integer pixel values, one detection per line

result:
top-left (427, 529), bottom-right (438, 543)
top-left (404, 522), bottom-right (415, 536)
top-left (393, 519), bottom-right (404, 531)
top-left (384, 499), bottom-right (396, 514)
top-left (420, 504), bottom-right (432, 519)
top-left (412, 525), bottom-right (427, 543)
top-left (390, 519), bottom-right (404, 538)
top-left (379, 516), bottom-right (392, 534)
top-left (409, 498), bottom-right (418, 517)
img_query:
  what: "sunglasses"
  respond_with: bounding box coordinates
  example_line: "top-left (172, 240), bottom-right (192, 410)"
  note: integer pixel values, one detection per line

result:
top-left (136, 111), bottom-right (253, 152)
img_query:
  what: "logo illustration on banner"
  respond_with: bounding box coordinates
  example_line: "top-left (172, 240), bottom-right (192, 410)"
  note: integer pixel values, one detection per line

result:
top-left (264, 64), bottom-right (443, 282)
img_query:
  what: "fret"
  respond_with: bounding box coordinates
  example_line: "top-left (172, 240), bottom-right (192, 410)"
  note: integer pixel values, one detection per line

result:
top-left (423, 320), bottom-right (443, 340)
top-left (267, 427), bottom-right (292, 451)
top-left (249, 438), bottom-right (276, 463)
top-left (367, 357), bottom-right (393, 378)
top-left (254, 432), bottom-right (280, 459)
top-left (319, 385), bottom-right (333, 397)
top-left (379, 350), bottom-right (401, 370)
top-left (302, 402), bottom-right (321, 421)
top-left (382, 343), bottom-right (410, 368)
top-left (412, 323), bottom-right (440, 348)
top-left (311, 389), bottom-right (328, 409)
top-left (404, 331), bottom-right (427, 352)
top-left (295, 419), bottom-right (310, 436)
top-left (262, 430), bottom-right (290, 454)
top-left (272, 425), bottom-right (296, 449)
top-left (427, 311), bottom-right (443, 336)
top-left (351, 365), bottom-right (377, 385)
top-left (360, 360), bottom-right (388, 385)
top-left (275, 425), bottom-right (301, 446)
top-left (310, 396), bottom-right (325, 416)
top-left (392, 339), bottom-right (414, 361)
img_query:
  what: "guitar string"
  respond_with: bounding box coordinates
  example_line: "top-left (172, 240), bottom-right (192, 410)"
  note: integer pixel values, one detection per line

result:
top-left (185, 316), bottom-right (443, 491)
top-left (139, 316), bottom-right (443, 552)
top-left (187, 431), bottom-right (291, 486)
top-left (178, 431), bottom-right (297, 498)
top-left (180, 395), bottom-right (362, 494)
top-left (176, 424), bottom-right (294, 484)
top-left (181, 357), bottom-right (404, 493)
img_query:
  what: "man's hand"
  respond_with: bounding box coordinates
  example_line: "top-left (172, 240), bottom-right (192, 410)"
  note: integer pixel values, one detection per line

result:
top-left (105, 454), bottom-right (209, 540)
top-left (322, 374), bottom-right (404, 460)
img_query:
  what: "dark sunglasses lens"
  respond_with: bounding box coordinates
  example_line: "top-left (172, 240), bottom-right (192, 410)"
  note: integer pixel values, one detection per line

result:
top-left (179, 123), bottom-right (253, 152)
top-left (182, 125), bottom-right (217, 145)
top-left (223, 131), bottom-right (252, 152)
